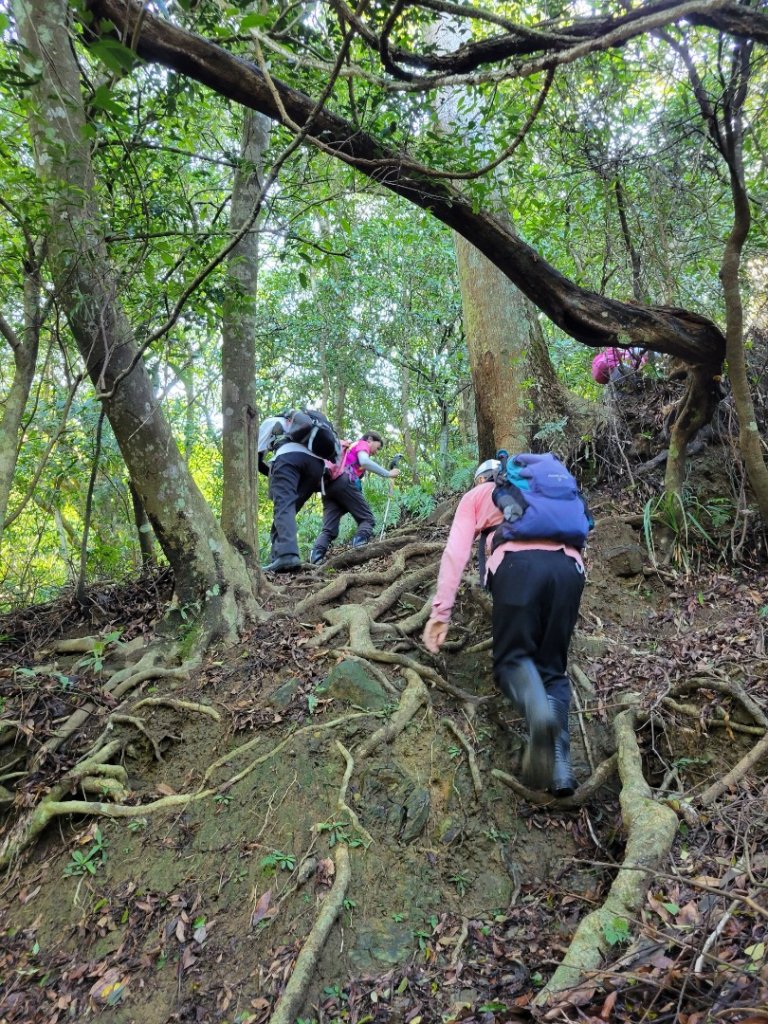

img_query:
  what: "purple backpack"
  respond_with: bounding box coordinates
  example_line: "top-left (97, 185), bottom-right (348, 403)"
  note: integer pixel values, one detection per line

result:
top-left (491, 451), bottom-right (593, 551)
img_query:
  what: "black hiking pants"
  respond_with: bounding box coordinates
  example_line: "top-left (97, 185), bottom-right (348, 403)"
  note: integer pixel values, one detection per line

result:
top-left (488, 549), bottom-right (585, 708)
top-left (268, 451), bottom-right (325, 559)
top-left (314, 474), bottom-right (375, 555)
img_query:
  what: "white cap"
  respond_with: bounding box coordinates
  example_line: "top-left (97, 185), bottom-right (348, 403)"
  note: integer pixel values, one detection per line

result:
top-left (474, 458), bottom-right (500, 481)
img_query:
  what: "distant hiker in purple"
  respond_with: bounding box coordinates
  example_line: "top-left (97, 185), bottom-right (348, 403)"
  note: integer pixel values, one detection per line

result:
top-left (310, 431), bottom-right (400, 564)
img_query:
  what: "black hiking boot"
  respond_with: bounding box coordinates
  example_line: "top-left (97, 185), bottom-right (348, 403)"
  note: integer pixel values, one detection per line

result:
top-left (498, 659), bottom-right (558, 791)
top-left (263, 553), bottom-right (302, 573)
top-left (309, 546), bottom-right (326, 565)
top-left (547, 696), bottom-right (578, 797)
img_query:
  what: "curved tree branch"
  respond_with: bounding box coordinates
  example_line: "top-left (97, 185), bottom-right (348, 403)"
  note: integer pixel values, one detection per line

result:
top-left (85, 0), bottom-right (726, 369)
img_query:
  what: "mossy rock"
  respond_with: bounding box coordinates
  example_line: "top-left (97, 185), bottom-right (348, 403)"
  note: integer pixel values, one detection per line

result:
top-left (319, 659), bottom-right (390, 710)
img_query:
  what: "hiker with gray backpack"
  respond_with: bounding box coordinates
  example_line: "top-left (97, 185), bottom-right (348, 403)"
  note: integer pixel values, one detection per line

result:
top-left (422, 451), bottom-right (593, 797)
top-left (310, 431), bottom-right (401, 565)
top-left (258, 409), bottom-right (341, 573)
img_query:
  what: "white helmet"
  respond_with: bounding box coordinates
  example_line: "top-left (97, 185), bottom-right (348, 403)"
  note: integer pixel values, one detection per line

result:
top-left (474, 458), bottom-right (500, 482)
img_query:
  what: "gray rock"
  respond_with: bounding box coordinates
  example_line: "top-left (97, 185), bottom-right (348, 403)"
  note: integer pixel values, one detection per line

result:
top-left (319, 659), bottom-right (390, 710)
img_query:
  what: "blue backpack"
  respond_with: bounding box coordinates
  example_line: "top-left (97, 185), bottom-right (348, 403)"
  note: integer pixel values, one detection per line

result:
top-left (490, 451), bottom-right (593, 551)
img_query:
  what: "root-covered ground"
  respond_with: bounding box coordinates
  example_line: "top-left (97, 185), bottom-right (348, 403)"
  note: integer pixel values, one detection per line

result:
top-left (1, 432), bottom-right (767, 1024)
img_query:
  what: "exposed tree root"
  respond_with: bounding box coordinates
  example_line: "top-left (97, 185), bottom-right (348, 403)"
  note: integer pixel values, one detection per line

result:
top-left (699, 727), bottom-right (768, 807)
top-left (355, 670), bottom-right (429, 760)
top-left (295, 543), bottom-right (442, 615)
top-left (465, 637), bottom-right (492, 654)
top-left (109, 713), bottom-right (166, 761)
top-left (33, 646), bottom-right (193, 765)
top-left (570, 663), bottom-right (597, 698)
top-left (1, 712), bottom-right (380, 872)
top-left (660, 696), bottom-right (766, 735)
top-left (267, 844), bottom-right (351, 1024)
top-left (491, 753), bottom-right (618, 809)
top-left (443, 718), bottom-right (483, 799)
top-left (368, 560), bottom-right (440, 619)
top-left (334, 741), bottom-right (373, 847)
top-left (333, 652), bottom-right (401, 696)
top-left (131, 696), bottom-right (221, 720)
top-left (680, 674), bottom-right (768, 729)
top-left (347, 646), bottom-right (486, 704)
top-left (394, 594), bottom-right (434, 635)
top-left (534, 703), bottom-right (678, 1004)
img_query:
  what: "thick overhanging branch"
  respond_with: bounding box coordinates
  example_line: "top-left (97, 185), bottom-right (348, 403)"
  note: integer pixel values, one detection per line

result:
top-left (85, 0), bottom-right (726, 369)
top-left (331, 0), bottom-right (768, 78)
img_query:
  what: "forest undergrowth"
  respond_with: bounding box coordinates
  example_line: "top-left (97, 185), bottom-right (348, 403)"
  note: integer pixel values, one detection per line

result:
top-left (0, 395), bottom-right (767, 1024)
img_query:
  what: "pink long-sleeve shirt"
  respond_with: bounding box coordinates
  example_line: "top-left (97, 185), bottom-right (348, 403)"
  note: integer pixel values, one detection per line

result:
top-left (430, 482), bottom-right (584, 624)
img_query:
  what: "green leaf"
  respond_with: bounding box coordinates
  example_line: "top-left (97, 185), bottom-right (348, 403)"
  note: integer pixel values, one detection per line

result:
top-left (90, 84), bottom-right (126, 117)
top-left (87, 38), bottom-right (141, 73)
top-left (239, 12), bottom-right (272, 30)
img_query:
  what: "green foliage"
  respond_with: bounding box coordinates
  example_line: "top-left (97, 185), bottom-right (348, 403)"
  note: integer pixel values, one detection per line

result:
top-left (76, 630), bottom-right (123, 674)
top-left (603, 916), bottom-right (631, 947)
top-left (260, 850), bottom-right (296, 873)
top-left (643, 491), bottom-right (734, 570)
top-left (315, 820), bottom-right (366, 849)
top-left (64, 828), bottom-right (108, 877)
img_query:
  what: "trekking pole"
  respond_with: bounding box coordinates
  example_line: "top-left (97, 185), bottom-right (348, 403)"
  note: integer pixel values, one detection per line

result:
top-left (379, 454), bottom-right (404, 540)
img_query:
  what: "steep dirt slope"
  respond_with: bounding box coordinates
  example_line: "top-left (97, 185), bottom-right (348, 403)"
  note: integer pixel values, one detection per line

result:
top-left (0, 499), bottom-right (767, 1024)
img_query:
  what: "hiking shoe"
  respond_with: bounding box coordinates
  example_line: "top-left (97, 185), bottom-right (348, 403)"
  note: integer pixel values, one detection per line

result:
top-left (498, 659), bottom-right (558, 791)
top-left (309, 547), bottom-right (326, 565)
top-left (263, 554), bottom-right (302, 573)
top-left (548, 696), bottom-right (577, 797)
top-left (351, 535), bottom-right (369, 549)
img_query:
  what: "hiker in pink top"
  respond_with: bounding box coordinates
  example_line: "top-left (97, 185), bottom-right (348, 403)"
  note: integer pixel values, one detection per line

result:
top-left (591, 346), bottom-right (647, 386)
top-left (310, 431), bottom-right (400, 564)
top-left (422, 458), bottom-right (587, 796)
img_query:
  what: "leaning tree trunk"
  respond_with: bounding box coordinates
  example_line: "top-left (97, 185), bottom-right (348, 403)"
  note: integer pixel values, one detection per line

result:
top-left (718, 105), bottom-right (768, 517)
top-left (15, 0), bottom-right (258, 637)
top-left (0, 263), bottom-right (41, 539)
top-left (221, 108), bottom-right (270, 565)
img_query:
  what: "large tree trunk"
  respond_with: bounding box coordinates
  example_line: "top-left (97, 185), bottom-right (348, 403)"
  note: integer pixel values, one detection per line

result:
top-left (16, 0), bottom-right (258, 636)
top-left (221, 109), bottom-right (270, 565)
top-left (85, 0), bottom-right (726, 371)
top-left (428, 15), bottom-right (573, 459)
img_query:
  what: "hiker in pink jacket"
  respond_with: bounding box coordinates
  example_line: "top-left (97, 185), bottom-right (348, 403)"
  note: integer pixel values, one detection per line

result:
top-left (310, 431), bottom-right (400, 564)
top-left (591, 347), bottom-right (647, 386)
top-left (422, 459), bottom-right (586, 796)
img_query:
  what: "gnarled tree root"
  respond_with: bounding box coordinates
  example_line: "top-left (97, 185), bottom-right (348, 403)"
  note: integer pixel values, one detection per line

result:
top-left (355, 670), bottom-right (429, 760)
top-left (1, 712), bottom-right (380, 872)
top-left (491, 753), bottom-right (618, 808)
top-left (267, 844), bottom-right (351, 1024)
top-left (534, 703), bottom-right (678, 1005)
top-left (295, 542), bottom-right (442, 615)
top-left (699, 727), bottom-right (768, 807)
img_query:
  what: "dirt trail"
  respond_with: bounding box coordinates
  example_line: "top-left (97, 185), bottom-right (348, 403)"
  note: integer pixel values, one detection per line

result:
top-left (1, 504), bottom-right (767, 1024)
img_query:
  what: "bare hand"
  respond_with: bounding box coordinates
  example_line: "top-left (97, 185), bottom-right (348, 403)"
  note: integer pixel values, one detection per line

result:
top-left (389, 467), bottom-right (401, 478)
top-left (422, 617), bottom-right (449, 653)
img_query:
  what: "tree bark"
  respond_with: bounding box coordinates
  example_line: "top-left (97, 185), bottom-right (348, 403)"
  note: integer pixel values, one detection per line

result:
top-left (16, 0), bottom-right (258, 635)
top-left (221, 108), bottom-right (270, 564)
top-left (84, 0), bottom-right (726, 371)
top-left (129, 481), bottom-right (155, 567)
top-left (0, 265), bottom-right (42, 540)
